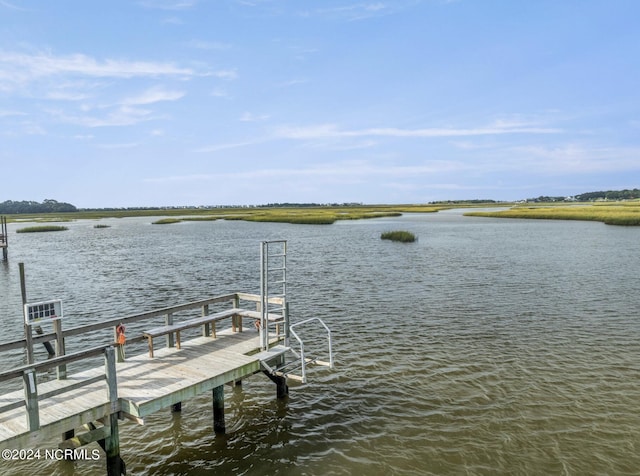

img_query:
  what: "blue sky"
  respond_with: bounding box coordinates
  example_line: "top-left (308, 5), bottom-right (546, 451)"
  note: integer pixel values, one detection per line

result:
top-left (1, 0), bottom-right (638, 207)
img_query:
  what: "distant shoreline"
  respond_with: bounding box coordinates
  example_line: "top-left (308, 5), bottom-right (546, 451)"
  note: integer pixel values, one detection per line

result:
top-left (2, 201), bottom-right (639, 226)
top-left (465, 202), bottom-right (640, 226)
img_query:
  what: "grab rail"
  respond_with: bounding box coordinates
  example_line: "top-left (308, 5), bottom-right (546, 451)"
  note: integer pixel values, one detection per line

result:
top-left (289, 317), bottom-right (334, 383)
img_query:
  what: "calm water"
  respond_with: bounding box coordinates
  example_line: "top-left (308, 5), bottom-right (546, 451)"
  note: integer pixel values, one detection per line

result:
top-left (1, 211), bottom-right (639, 475)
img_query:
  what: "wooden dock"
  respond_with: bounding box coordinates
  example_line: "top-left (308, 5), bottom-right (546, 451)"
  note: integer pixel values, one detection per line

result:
top-left (0, 328), bottom-right (286, 446)
top-left (0, 242), bottom-right (334, 475)
top-left (0, 290), bottom-right (332, 475)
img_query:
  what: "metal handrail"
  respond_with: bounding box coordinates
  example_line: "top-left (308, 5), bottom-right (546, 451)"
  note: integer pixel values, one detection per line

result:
top-left (289, 317), bottom-right (334, 383)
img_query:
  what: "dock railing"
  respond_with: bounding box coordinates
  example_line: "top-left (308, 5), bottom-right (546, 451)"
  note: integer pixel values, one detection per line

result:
top-left (0, 292), bottom-right (286, 433)
top-left (0, 345), bottom-right (118, 432)
top-left (0, 292), bottom-right (283, 359)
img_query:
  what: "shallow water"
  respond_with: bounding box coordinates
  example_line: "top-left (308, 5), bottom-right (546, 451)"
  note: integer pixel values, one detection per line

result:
top-left (1, 211), bottom-right (639, 475)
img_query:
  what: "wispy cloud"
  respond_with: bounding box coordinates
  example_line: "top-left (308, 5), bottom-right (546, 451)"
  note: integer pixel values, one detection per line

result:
top-left (0, 50), bottom-right (199, 128)
top-left (50, 105), bottom-right (157, 128)
top-left (303, 2), bottom-right (406, 21)
top-left (0, 109), bottom-right (27, 117)
top-left (194, 140), bottom-right (264, 153)
top-left (97, 142), bottom-right (140, 149)
top-left (239, 112), bottom-right (270, 122)
top-left (144, 159), bottom-right (468, 184)
top-left (275, 121), bottom-right (561, 140)
top-left (510, 144), bottom-right (640, 174)
top-left (210, 69), bottom-right (238, 80)
top-left (121, 86), bottom-right (185, 105)
top-left (0, 50), bottom-right (196, 87)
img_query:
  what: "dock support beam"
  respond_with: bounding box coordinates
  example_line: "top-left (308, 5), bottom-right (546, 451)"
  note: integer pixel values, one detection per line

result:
top-left (105, 414), bottom-right (124, 476)
top-left (275, 375), bottom-right (288, 399)
top-left (213, 385), bottom-right (225, 434)
top-left (263, 371), bottom-right (289, 399)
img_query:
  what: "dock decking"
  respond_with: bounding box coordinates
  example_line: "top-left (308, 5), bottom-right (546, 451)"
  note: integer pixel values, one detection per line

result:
top-left (0, 328), bottom-right (286, 451)
top-left (0, 289), bottom-right (300, 476)
top-left (0, 241), bottom-right (333, 475)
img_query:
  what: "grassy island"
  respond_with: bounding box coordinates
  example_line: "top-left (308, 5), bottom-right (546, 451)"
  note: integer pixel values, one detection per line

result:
top-left (16, 225), bottom-right (69, 233)
top-left (141, 205), bottom-right (444, 226)
top-left (464, 202), bottom-right (640, 226)
top-left (381, 230), bottom-right (416, 242)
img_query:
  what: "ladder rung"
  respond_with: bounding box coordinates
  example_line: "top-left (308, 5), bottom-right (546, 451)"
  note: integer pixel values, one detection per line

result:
top-left (268, 253), bottom-right (286, 257)
top-left (268, 267), bottom-right (286, 271)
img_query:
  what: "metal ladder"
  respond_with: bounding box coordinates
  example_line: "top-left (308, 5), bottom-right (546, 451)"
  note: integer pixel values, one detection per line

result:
top-left (258, 240), bottom-right (334, 383)
top-left (259, 240), bottom-right (287, 351)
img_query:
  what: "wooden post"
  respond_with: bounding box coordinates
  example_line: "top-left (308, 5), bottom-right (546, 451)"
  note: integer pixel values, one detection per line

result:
top-left (19, 263), bottom-right (34, 364)
top-left (263, 369), bottom-right (289, 399)
top-left (202, 304), bottom-right (210, 337)
top-left (23, 368), bottom-right (39, 431)
top-left (104, 346), bottom-right (124, 476)
top-left (213, 385), bottom-right (225, 434)
top-left (234, 294), bottom-right (242, 332)
top-left (19, 262), bottom-right (55, 360)
top-left (1, 216), bottom-right (7, 260)
top-left (165, 313), bottom-right (174, 348)
top-left (171, 402), bottom-right (182, 413)
top-left (105, 346), bottom-right (118, 407)
top-left (54, 319), bottom-right (66, 379)
top-left (105, 413), bottom-right (123, 476)
top-left (275, 375), bottom-right (288, 399)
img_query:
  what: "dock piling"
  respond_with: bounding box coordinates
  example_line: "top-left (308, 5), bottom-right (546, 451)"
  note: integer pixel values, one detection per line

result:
top-left (0, 216), bottom-right (7, 260)
top-left (213, 385), bottom-right (225, 434)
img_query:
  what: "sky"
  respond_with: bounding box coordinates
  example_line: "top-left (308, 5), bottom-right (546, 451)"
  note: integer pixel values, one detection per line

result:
top-left (0, 0), bottom-right (639, 208)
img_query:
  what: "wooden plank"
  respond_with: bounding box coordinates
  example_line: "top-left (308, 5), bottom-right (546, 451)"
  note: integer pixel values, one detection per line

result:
top-left (237, 310), bottom-right (284, 321)
top-left (143, 308), bottom-right (243, 337)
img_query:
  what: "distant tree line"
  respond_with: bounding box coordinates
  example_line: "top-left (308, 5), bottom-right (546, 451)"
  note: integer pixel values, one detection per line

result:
top-left (574, 189), bottom-right (640, 201)
top-left (431, 199), bottom-right (498, 204)
top-left (526, 196), bottom-right (569, 203)
top-left (526, 188), bottom-right (639, 203)
top-left (256, 202), bottom-right (364, 208)
top-left (0, 199), bottom-right (77, 214)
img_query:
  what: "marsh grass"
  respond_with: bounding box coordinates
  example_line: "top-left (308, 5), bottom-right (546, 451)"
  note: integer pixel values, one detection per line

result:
top-left (465, 203), bottom-right (640, 226)
top-left (6, 204), bottom-right (457, 226)
top-left (141, 207), bottom-right (438, 225)
top-left (152, 218), bottom-right (183, 225)
top-left (16, 225), bottom-right (69, 233)
top-left (381, 230), bottom-right (416, 242)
